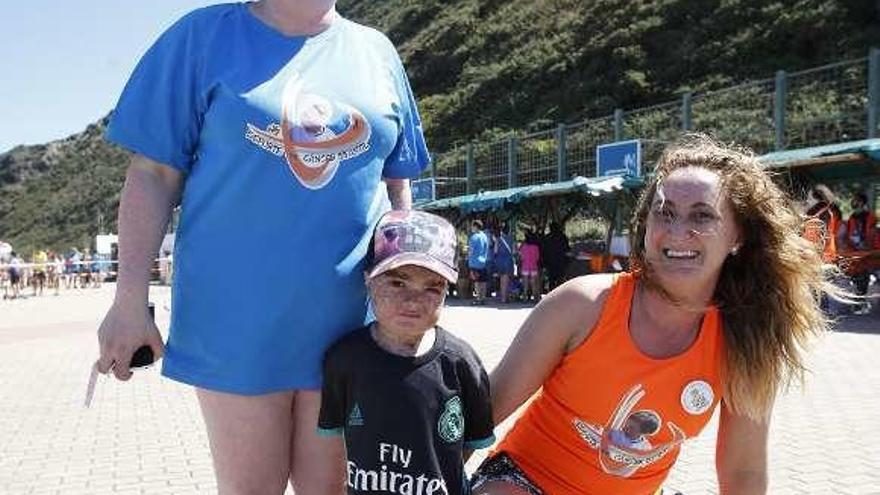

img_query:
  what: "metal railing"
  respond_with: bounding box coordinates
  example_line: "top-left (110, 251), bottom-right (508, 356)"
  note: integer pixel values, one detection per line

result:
top-left (425, 48), bottom-right (880, 200)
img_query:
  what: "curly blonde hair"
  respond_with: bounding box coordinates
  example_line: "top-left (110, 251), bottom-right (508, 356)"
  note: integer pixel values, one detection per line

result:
top-left (629, 133), bottom-right (833, 420)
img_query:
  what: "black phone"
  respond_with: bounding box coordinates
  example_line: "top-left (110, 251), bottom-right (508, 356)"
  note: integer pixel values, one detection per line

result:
top-left (130, 302), bottom-right (157, 368)
top-left (130, 345), bottom-right (155, 368)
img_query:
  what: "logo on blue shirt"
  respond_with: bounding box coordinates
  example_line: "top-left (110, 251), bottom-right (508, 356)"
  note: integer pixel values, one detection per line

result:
top-left (245, 72), bottom-right (372, 190)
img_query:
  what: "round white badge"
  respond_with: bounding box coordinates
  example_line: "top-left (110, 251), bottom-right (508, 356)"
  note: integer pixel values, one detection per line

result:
top-left (680, 380), bottom-right (714, 415)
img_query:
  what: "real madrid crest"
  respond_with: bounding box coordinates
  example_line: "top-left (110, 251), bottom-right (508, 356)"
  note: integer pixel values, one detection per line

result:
top-left (680, 380), bottom-right (714, 415)
top-left (438, 396), bottom-right (465, 443)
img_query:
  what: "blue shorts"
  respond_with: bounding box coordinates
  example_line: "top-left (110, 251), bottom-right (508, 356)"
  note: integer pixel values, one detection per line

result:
top-left (494, 257), bottom-right (514, 275)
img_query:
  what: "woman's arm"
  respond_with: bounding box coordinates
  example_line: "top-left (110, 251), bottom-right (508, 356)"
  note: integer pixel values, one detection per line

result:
top-left (384, 178), bottom-right (412, 210)
top-left (715, 403), bottom-right (770, 495)
top-left (97, 154), bottom-right (182, 380)
top-left (490, 274), bottom-right (614, 424)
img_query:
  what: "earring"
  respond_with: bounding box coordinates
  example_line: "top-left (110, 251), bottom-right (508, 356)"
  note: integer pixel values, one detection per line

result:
top-left (730, 245), bottom-right (739, 256)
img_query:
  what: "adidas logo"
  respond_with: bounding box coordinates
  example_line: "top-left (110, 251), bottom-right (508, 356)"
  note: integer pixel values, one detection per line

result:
top-left (348, 403), bottom-right (364, 426)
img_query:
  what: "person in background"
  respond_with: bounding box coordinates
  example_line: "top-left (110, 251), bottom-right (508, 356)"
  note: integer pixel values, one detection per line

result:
top-left (472, 134), bottom-right (836, 495)
top-left (493, 223), bottom-right (516, 303)
top-left (31, 249), bottom-right (48, 296)
top-left (468, 220), bottom-right (490, 305)
top-left (0, 263), bottom-right (7, 300)
top-left (95, 1), bottom-right (431, 493)
top-left (843, 192), bottom-right (876, 314)
top-left (804, 184), bottom-right (843, 264)
top-left (542, 221), bottom-right (570, 292)
top-left (6, 252), bottom-right (23, 300)
top-left (68, 248), bottom-right (82, 289)
top-left (92, 252), bottom-right (105, 288)
top-left (486, 225), bottom-right (498, 298)
top-left (804, 185), bottom-right (848, 316)
top-left (81, 249), bottom-right (94, 289)
top-left (518, 230), bottom-right (541, 302)
top-left (48, 251), bottom-right (63, 296)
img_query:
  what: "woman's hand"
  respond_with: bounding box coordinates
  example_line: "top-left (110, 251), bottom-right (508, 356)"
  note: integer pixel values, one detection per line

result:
top-left (96, 300), bottom-right (165, 380)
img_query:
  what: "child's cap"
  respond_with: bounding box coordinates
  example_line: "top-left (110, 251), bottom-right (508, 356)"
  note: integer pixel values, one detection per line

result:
top-left (368, 210), bottom-right (458, 283)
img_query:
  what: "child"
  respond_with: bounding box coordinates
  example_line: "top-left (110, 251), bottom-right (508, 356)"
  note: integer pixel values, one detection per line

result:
top-left (319, 210), bottom-right (496, 495)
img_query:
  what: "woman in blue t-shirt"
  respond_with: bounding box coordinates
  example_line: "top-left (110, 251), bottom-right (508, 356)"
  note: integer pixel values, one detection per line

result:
top-left (95, 1), bottom-right (430, 493)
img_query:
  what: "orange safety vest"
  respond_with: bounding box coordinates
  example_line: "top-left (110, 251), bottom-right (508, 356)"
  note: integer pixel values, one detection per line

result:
top-left (803, 204), bottom-right (840, 262)
top-left (845, 210), bottom-right (877, 251)
top-left (496, 273), bottom-right (725, 495)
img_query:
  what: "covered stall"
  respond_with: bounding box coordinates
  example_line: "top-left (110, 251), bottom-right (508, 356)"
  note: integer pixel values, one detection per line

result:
top-left (761, 138), bottom-right (880, 295)
top-left (419, 175), bottom-right (644, 294)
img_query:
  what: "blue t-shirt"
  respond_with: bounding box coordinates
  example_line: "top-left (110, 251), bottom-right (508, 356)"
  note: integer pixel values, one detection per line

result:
top-left (468, 231), bottom-right (489, 269)
top-left (107, 4), bottom-right (430, 394)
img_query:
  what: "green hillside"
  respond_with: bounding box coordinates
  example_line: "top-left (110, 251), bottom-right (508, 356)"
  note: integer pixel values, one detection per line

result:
top-left (340, 0), bottom-right (878, 149)
top-left (0, 117), bottom-right (128, 255)
top-left (1, 0), bottom-right (877, 254)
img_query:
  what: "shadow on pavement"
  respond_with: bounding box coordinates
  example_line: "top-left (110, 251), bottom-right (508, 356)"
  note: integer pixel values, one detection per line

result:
top-left (445, 298), bottom-right (538, 310)
top-left (832, 310), bottom-right (880, 334)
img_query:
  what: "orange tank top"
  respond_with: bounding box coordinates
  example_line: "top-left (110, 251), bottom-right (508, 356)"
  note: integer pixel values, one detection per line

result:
top-left (497, 273), bottom-right (725, 495)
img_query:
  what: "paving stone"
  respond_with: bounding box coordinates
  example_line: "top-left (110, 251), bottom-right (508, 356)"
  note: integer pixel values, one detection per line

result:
top-left (2, 286), bottom-right (878, 494)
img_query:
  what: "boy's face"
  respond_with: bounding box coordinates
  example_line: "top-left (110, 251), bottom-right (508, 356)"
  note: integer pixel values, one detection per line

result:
top-left (368, 265), bottom-right (447, 337)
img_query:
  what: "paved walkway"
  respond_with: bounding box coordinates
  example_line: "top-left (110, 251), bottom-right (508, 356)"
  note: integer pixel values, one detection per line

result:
top-left (1, 285), bottom-right (879, 494)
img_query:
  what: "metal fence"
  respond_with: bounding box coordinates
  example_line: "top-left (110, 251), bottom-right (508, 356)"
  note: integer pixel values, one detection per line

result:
top-left (786, 57), bottom-right (871, 149)
top-left (425, 48), bottom-right (880, 200)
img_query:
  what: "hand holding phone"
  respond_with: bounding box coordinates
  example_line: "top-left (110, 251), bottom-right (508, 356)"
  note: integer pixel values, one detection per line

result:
top-left (86, 302), bottom-right (160, 407)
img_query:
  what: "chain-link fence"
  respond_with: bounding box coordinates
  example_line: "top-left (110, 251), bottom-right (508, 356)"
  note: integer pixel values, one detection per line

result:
top-left (429, 145), bottom-right (468, 200)
top-left (517, 129), bottom-right (558, 186)
top-left (566, 116), bottom-right (616, 179)
top-left (622, 100), bottom-right (682, 144)
top-left (472, 139), bottom-right (509, 192)
top-left (786, 57), bottom-right (870, 149)
top-left (691, 78), bottom-right (776, 153)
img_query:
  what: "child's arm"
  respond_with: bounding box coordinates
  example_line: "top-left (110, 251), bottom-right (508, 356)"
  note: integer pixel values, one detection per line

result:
top-left (459, 350), bottom-right (496, 459)
top-left (317, 349), bottom-right (347, 437)
top-left (315, 349), bottom-right (349, 494)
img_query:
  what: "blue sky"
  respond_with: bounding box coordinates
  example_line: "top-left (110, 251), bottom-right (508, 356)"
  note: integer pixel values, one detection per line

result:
top-left (0, 1), bottom-right (218, 153)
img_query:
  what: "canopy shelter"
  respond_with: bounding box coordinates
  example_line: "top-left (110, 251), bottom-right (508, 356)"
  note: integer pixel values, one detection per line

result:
top-left (419, 175), bottom-right (644, 274)
top-left (420, 175), bottom-right (642, 214)
top-left (420, 175), bottom-right (642, 232)
top-left (760, 138), bottom-right (880, 186)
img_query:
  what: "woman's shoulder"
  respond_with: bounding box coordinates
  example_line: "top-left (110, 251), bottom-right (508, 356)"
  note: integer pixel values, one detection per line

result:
top-left (547, 273), bottom-right (621, 350)
top-left (338, 18), bottom-right (398, 51)
top-left (538, 274), bottom-right (617, 321)
top-left (152, 3), bottom-right (240, 43)
top-left (558, 273), bottom-right (618, 308)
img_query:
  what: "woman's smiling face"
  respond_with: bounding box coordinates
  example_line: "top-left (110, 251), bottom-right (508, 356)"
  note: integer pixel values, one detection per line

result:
top-left (644, 166), bottom-right (741, 288)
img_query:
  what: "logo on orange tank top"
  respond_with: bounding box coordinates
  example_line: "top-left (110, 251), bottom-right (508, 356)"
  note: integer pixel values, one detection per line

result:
top-left (572, 384), bottom-right (689, 478)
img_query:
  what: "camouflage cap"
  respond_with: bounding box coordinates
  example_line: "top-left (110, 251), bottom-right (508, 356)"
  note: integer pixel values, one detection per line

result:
top-left (368, 210), bottom-right (458, 283)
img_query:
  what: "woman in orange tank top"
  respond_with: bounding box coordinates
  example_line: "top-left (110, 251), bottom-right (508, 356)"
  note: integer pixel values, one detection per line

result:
top-left (472, 134), bottom-right (837, 495)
